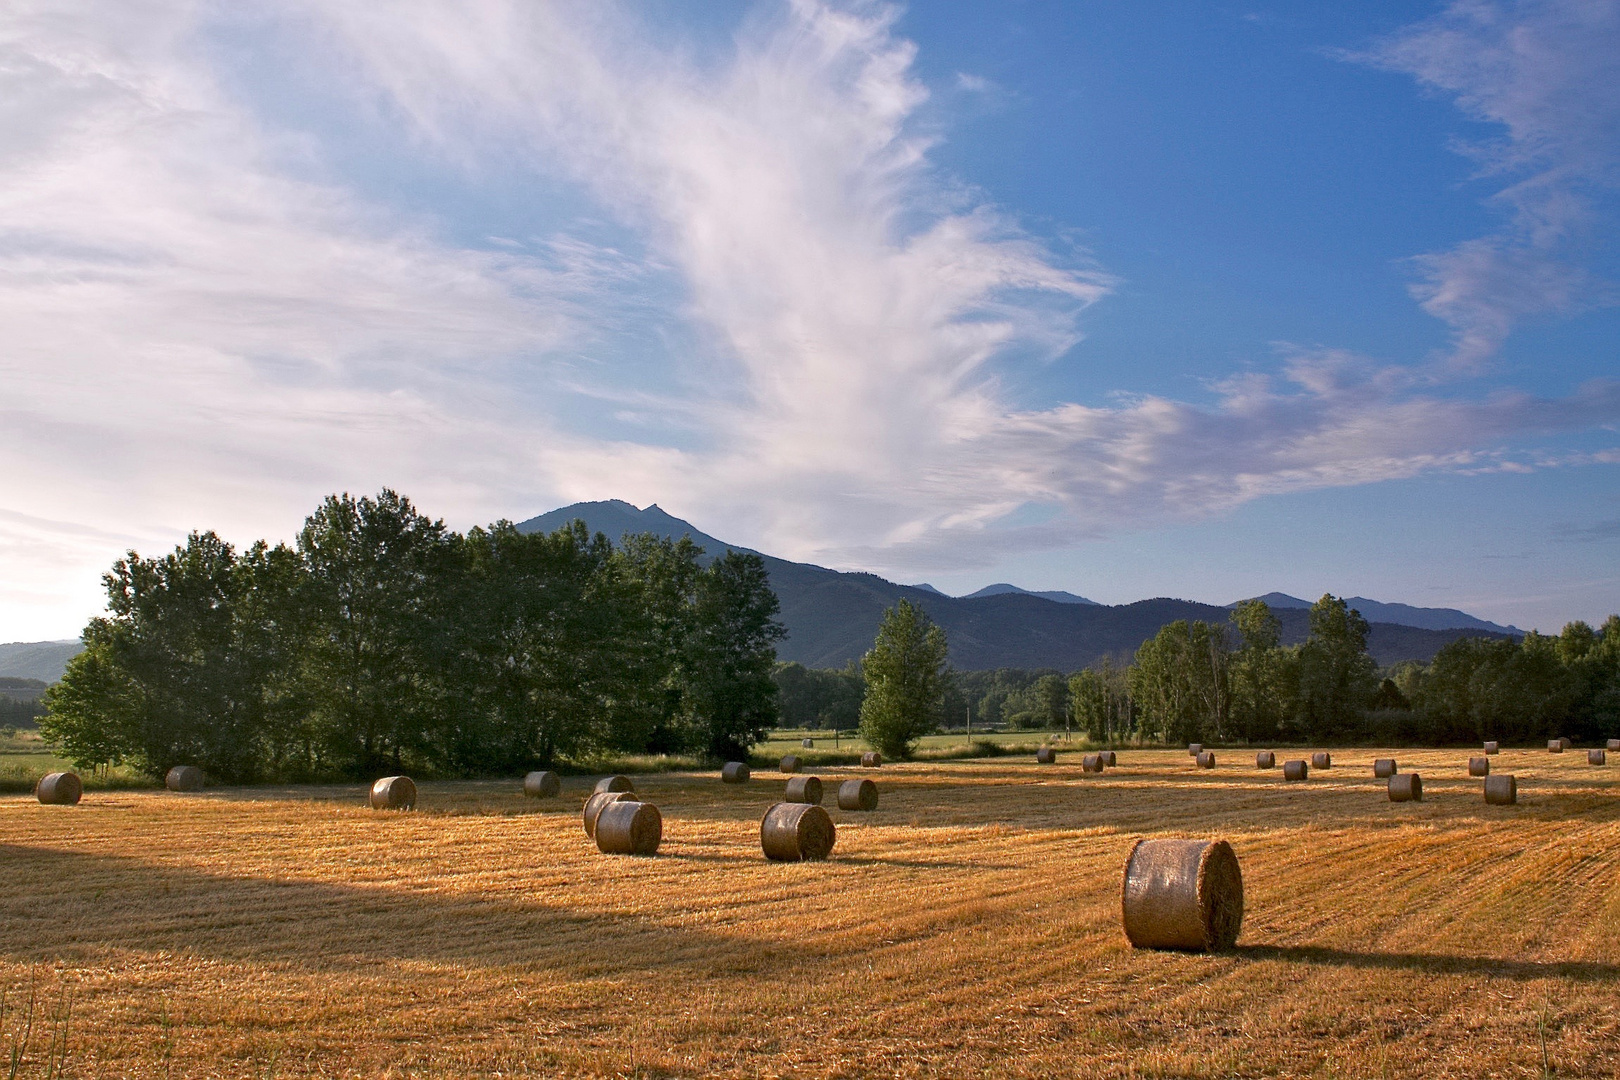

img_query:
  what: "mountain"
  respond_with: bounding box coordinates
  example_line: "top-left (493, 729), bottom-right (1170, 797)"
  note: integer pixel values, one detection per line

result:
top-left (0, 640), bottom-right (84, 683)
top-left (965, 583), bottom-right (1099, 605)
top-left (1229, 593), bottom-right (1520, 635)
top-left (522, 502), bottom-right (1514, 670)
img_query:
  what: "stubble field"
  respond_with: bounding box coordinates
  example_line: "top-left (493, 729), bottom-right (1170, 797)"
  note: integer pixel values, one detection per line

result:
top-left (2, 747), bottom-right (1618, 1078)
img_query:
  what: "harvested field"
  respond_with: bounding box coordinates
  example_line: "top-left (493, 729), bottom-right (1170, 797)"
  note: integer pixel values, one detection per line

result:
top-left (3, 748), bottom-right (1619, 1077)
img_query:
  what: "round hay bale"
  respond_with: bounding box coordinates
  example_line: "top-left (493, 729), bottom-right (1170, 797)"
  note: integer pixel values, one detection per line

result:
top-left (1606, 738), bottom-right (1620, 752)
top-left (583, 790), bottom-right (639, 838)
top-left (1483, 740), bottom-right (1499, 754)
top-left (1547, 739), bottom-right (1564, 753)
top-left (802, 738), bottom-right (814, 748)
top-left (165, 765), bottom-right (204, 792)
top-left (1589, 749), bottom-right (1607, 766)
top-left (1484, 774), bottom-right (1517, 805)
top-left (1310, 752), bottom-right (1332, 769)
top-left (1082, 753), bottom-right (1104, 773)
top-left (1559, 737), bottom-right (1573, 750)
top-left (1121, 838), bottom-right (1243, 952)
top-left (523, 770), bottom-right (561, 798)
top-left (1187, 743), bottom-right (1203, 757)
top-left (784, 775), bottom-right (823, 804)
top-left (860, 751), bottom-right (882, 768)
top-left (780, 755), bottom-right (802, 774)
top-left (1283, 759), bottom-right (1309, 782)
top-left (1036, 746), bottom-right (1057, 764)
top-left (837, 778), bottom-right (878, 811)
top-left (35, 771), bottom-right (82, 806)
top-left (1387, 773), bottom-right (1422, 802)
top-left (1101, 751), bottom-right (1117, 766)
top-left (1195, 751), bottom-right (1216, 769)
top-left (761, 802), bottom-right (836, 861)
top-left (721, 761), bottom-right (751, 784)
top-left (594, 775), bottom-right (635, 794)
top-left (370, 775), bottom-right (416, 810)
top-left (1255, 751), bottom-right (1275, 769)
top-left (1373, 758), bottom-right (1397, 779)
top-left (594, 799), bottom-right (662, 855)
top-left (1468, 756), bottom-right (1489, 777)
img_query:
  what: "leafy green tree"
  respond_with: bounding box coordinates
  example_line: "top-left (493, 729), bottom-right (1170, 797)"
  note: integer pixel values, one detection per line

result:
top-left (772, 662), bottom-right (864, 729)
top-left (1228, 600), bottom-right (1297, 742)
top-left (685, 551), bottom-right (786, 760)
top-left (858, 599), bottom-right (949, 759)
top-left (40, 626), bottom-right (143, 770)
top-left (1129, 620), bottom-right (1230, 743)
top-left (1033, 673), bottom-right (1068, 730)
top-left (613, 533), bottom-right (707, 753)
top-left (1295, 594), bottom-right (1378, 740)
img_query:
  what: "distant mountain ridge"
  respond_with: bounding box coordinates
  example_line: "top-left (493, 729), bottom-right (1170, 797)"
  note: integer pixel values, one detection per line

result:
top-left (0, 640), bottom-right (83, 684)
top-left (517, 501), bottom-right (1517, 670)
top-left (1230, 592), bottom-right (1520, 635)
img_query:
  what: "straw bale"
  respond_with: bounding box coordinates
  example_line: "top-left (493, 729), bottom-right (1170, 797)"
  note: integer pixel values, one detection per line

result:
top-left (1101, 751), bottom-right (1117, 766)
top-left (1607, 738), bottom-right (1620, 752)
top-left (837, 778), bottom-right (879, 811)
top-left (370, 775), bottom-right (417, 811)
top-left (1255, 751), bottom-right (1275, 769)
top-left (1387, 773), bottom-right (1422, 802)
top-left (1310, 752), bottom-right (1332, 769)
top-left (1121, 838), bottom-right (1243, 952)
top-left (165, 765), bottom-right (204, 792)
top-left (1036, 746), bottom-right (1057, 764)
top-left (784, 775), bottom-right (823, 804)
top-left (1187, 743), bottom-right (1203, 756)
top-left (761, 802), bottom-right (836, 861)
top-left (1560, 737), bottom-right (1573, 750)
top-left (1468, 756), bottom-right (1489, 777)
top-left (594, 799), bottom-right (662, 855)
top-left (35, 771), bottom-right (82, 806)
top-left (1283, 759), bottom-right (1308, 781)
top-left (1589, 749), bottom-right (1606, 766)
top-left (594, 775), bottom-right (635, 794)
top-left (780, 755), bottom-right (802, 774)
top-left (1548, 740), bottom-right (1564, 753)
top-left (1373, 758), bottom-right (1397, 779)
top-left (583, 790), bottom-right (639, 839)
top-left (1483, 740), bottom-right (1499, 754)
top-left (721, 761), bottom-right (751, 783)
top-left (861, 752), bottom-right (882, 768)
top-left (1195, 751), bottom-right (1216, 769)
top-left (1484, 774), bottom-right (1517, 805)
top-left (802, 738), bottom-right (815, 748)
top-left (523, 771), bottom-right (561, 798)
top-left (1082, 753), bottom-right (1104, 773)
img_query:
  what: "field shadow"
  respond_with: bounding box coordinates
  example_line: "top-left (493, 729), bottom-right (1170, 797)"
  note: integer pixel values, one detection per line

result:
top-left (1236, 944), bottom-right (1620, 984)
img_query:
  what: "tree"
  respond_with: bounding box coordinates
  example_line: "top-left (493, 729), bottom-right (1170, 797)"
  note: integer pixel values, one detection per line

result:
top-left (685, 551), bottom-right (787, 760)
top-left (858, 599), bottom-right (949, 759)
top-left (1129, 620), bottom-right (1229, 744)
top-left (1295, 594), bottom-right (1378, 740)
top-left (1228, 600), bottom-right (1296, 742)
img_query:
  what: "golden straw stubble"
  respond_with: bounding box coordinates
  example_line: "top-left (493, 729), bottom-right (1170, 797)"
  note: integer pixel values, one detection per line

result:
top-left (1121, 838), bottom-right (1243, 952)
top-left (784, 775), bottom-right (823, 804)
top-left (35, 771), bottom-right (82, 805)
top-left (837, 778), bottom-right (878, 811)
top-left (582, 790), bottom-right (638, 839)
top-left (761, 802), bottom-right (836, 861)
top-left (369, 776), bottom-right (416, 810)
top-left (594, 799), bottom-right (662, 856)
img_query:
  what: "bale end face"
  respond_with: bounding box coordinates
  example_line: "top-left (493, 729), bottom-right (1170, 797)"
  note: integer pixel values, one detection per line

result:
top-left (836, 778), bottom-right (878, 811)
top-left (1483, 741), bottom-right (1500, 754)
top-left (1373, 758), bottom-right (1397, 779)
top-left (1387, 773), bottom-right (1422, 802)
top-left (1589, 749), bottom-right (1607, 766)
top-left (1484, 774), bottom-right (1517, 805)
top-left (594, 775), bottom-right (635, 794)
top-left (860, 752), bottom-right (882, 768)
top-left (1195, 751), bottom-right (1216, 769)
top-left (165, 765), bottom-right (205, 792)
top-left (1255, 751), bottom-right (1275, 769)
top-left (721, 761), bottom-right (751, 784)
top-left (370, 775), bottom-right (417, 810)
top-left (1082, 753), bottom-right (1104, 773)
top-left (36, 771), bottom-right (83, 806)
top-left (1283, 760), bottom-right (1309, 781)
top-left (1310, 752), bottom-right (1332, 769)
top-left (523, 770), bottom-right (561, 798)
top-left (761, 802), bottom-right (836, 861)
top-left (1468, 756), bottom-right (1489, 777)
top-left (779, 755), bottom-right (802, 774)
top-left (1036, 746), bottom-right (1057, 764)
top-left (583, 790), bottom-right (639, 839)
top-left (1121, 838), bottom-right (1243, 952)
top-left (784, 775), bottom-right (823, 804)
top-left (594, 800), bottom-right (662, 855)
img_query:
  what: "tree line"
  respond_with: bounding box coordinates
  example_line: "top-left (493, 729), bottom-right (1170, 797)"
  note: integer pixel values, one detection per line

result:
top-left (42, 490), bottom-right (784, 782)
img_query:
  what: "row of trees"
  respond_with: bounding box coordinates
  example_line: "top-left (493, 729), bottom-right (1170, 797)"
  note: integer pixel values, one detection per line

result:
top-left (42, 491), bottom-right (784, 782)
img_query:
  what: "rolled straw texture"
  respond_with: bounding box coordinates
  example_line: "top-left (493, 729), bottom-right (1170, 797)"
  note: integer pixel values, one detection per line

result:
top-left (36, 771), bottom-right (82, 806)
top-left (594, 775), bottom-right (635, 794)
top-left (1283, 760), bottom-right (1309, 781)
top-left (1484, 741), bottom-right (1500, 754)
top-left (1255, 751), bottom-right (1275, 769)
top-left (1373, 759), bottom-right (1397, 779)
top-left (1195, 751), bottom-right (1216, 769)
top-left (1082, 754), bottom-right (1104, 773)
top-left (165, 766), bottom-right (204, 792)
top-left (784, 775), bottom-right (823, 804)
top-left (594, 800), bottom-right (662, 855)
top-left (583, 790), bottom-right (638, 839)
top-left (837, 778), bottom-right (878, 811)
top-left (761, 802), bottom-right (836, 862)
top-left (1484, 774), bottom-right (1517, 805)
top-left (860, 752), bottom-right (882, 768)
top-left (1607, 738), bottom-right (1620, 752)
top-left (779, 755), bottom-right (802, 774)
top-left (1311, 752), bottom-right (1332, 769)
top-left (1187, 743), bottom-right (1203, 757)
top-left (523, 771), bottom-right (561, 798)
top-left (1468, 756), bottom-right (1490, 777)
top-left (1101, 751), bottom-right (1117, 766)
top-left (1589, 749), bottom-right (1607, 766)
top-left (721, 761), bottom-right (751, 784)
top-left (1036, 746), bottom-right (1057, 764)
top-left (1548, 740), bottom-right (1564, 753)
top-left (1388, 773), bottom-right (1422, 802)
top-left (802, 738), bottom-right (815, 748)
top-left (1121, 838), bottom-right (1243, 952)
top-left (370, 776), bottom-right (416, 810)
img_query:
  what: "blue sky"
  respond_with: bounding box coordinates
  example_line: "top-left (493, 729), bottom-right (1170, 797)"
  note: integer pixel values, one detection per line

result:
top-left (1, 0), bottom-right (1617, 641)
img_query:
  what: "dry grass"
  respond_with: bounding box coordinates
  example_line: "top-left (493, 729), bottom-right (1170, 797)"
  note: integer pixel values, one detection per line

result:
top-left (2, 747), bottom-right (1619, 1078)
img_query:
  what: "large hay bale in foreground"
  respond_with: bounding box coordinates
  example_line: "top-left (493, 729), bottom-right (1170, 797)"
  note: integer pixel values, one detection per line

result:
top-left (721, 761), bottom-right (751, 784)
top-left (1255, 751), bottom-right (1275, 769)
top-left (761, 802), bottom-right (836, 861)
top-left (1468, 756), bottom-right (1489, 777)
top-left (1187, 743), bottom-right (1203, 757)
top-left (594, 799), bottom-right (662, 855)
top-left (1283, 760), bottom-right (1309, 782)
top-left (1484, 774), bottom-right (1517, 805)
top-left (1036, 746), bottom-right (1057, 764)
top-left (594, 775), bottom-right (635, 794)
top-left (837, 778), bottom-right (878, 811)
top-left (1548, 740), bottom-right (1564, 753)
top-left (784, 775), bottom-right (823, 804)
top-left (1082, 753), bottom-right (1104, 773)
top-left (1310, 752), bottom-right (1332, 769)
top-left (1121, 838), bottom-right (1243, 952)
top-left (1101, 751), bottom-right (1117, 766)
top-left (165, 766), bottom-right (205, 792)
top-left (1483, 741), bottom-right (1499, 754)
top-left (1373, 758), bottom-right (1397, 779)
top-left (860, 752), bottom-right (882, 768)
top-left (523, 771), bottom-right (561, 798)
top-left (370, 776), bottom-right (417, 810)
top-left (583, 790), bottom-right (639, 839)
top-left (1195, 751), bottom-right (1216, 769)
top-left (36, 772), bottom-right (82, 806)
top-left (1589, 749), bottom-right (1607, 766)
top-left (779, 755), bottom-right (802, 774)
top-left (1387, 773), bottom-right (1422, 802)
